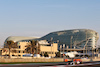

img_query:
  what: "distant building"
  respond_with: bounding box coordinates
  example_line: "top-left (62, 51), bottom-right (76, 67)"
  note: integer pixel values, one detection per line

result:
top-left (2, 40), bottom-right (58, 58)
top-left (40, 29), bottom-right (99, 49)
top-left (4, 29), bottom-right (99, 50)
top-left (39, 40), bottom-right (58, 57)
top-left (5, 36), bottom-right (39, 42)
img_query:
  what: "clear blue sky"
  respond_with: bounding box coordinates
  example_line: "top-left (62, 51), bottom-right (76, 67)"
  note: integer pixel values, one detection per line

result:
top-left (0, 0), bottom-right (100, 47)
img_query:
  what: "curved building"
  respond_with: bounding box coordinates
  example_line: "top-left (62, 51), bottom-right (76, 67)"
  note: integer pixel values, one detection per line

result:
top-left (40, 29), bottom-right (99, 49)
top-left (5, 36), bottom-right (39, 42)
top-left (4, 36), bottom-right (39, 47)
top-left (4, 29), bottom-right (99, 49)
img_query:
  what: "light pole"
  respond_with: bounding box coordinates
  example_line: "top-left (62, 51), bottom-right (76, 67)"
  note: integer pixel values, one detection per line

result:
top-left (63, 44), bottom-right (65, 58)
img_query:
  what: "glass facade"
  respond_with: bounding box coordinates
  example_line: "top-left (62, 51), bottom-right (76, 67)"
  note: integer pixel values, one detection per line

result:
top-left (4, 29), bottom-right (99, 50)
top-left (39, 29), bottom-right (99, 49)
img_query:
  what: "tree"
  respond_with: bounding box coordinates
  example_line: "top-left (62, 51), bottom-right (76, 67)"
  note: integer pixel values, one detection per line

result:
top-left (4, 40), bottom-right (17, 58)
top-left (25, 40), bottom-right (40, 55)
top-left (44, 52), bottom-right (49, 57)
top-left (2, 48), bottom-right (9, 56)
top-left (30, 40), bottom-right (37, 54)
top-left (56, 52), bottom-right (60, 57)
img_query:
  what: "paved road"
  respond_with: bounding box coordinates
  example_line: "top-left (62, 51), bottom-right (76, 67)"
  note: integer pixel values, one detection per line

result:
top-left (0, 62), bottom-right (67, 67)
top-left (73, 64), bottom-right (100, 67)
top-left (0, 64), bottom-right (100, 67)
top-left (0, 62), bottom-right (100, 67)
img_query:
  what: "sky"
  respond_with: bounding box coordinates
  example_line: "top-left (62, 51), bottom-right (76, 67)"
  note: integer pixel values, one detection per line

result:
top-left (0, 0), bottom-right (100, 47)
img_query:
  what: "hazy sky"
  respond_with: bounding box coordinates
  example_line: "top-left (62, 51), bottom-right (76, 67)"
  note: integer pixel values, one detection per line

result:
top-left (0, 0), bottom-right (100, 47)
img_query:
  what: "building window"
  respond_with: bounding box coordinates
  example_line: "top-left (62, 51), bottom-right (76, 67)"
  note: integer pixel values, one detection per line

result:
top-left (19, 46), bottom-right (21, 49)
top-left (12, 55), bottom-right (15, 56)
top-left (52, 52), bottom-right (53, 54)
top-left (23, 51), bottom-right (24, 53)
top-left (48, 52), bottom-right (51, 54)
top-left (18, 55), bottom-right (21, 56)
top-left (43, 52), bottom-right (44, 54)
top-left (19, 51), bottom-right (20, 53)
top-left (55, 52), bottom-right (57, 54)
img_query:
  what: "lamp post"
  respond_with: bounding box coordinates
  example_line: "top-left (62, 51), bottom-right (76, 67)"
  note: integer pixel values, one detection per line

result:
top-left (63, 44), bottom-right (65, 58)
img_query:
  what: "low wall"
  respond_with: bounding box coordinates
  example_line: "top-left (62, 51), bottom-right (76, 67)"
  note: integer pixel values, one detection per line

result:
top-left (81, 59), bottom-right (91, 62)
top-left (81, 58), bottom-right (100, 62)
top-left (0, 58), bottom-right (64, 63)
top-left (1, 58), bottom-right (100, 63)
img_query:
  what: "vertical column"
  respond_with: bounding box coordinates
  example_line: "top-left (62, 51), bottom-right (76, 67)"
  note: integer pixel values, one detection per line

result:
top-left (70, 36), bottom-right (73, 49)
top-left (63, 44), bottom-right (65, 58)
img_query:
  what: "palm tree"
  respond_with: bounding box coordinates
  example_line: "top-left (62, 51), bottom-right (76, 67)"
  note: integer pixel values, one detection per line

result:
top-left (44, 52), bottom-right (49, 57)
top-left (32, 40), bottom-right (40, 54)
top-left (30, 40), bottom-right (36, 54)
top-left (25, 40), bottom-right (40, 55)
top-left (4, 40), bottom-right (17, 58)
top-left (56, 52), bottom-right (60, 57)
top-left (2, 48), bottom-right (9, 56)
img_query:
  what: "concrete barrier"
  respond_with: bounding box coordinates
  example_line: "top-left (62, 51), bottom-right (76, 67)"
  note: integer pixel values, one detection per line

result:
top-left (0, 58), bottom-right (64, 63)
top-left (0, 58), bottom-right (100, 63)
top-left (81, 59), bottom-right (91, 62)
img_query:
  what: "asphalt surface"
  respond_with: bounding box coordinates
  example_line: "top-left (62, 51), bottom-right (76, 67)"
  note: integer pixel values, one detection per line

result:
top-left (73, 64), bottom-right (100, 67)
top-left (0, 64), bottom-right (100, 67)
top-left (0, 62), bottom-right (100, 67)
